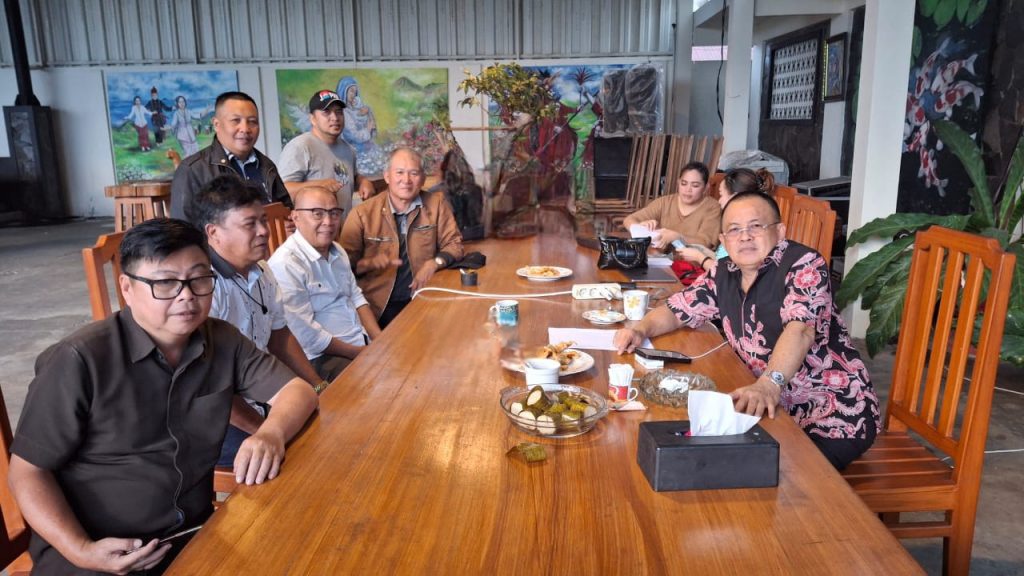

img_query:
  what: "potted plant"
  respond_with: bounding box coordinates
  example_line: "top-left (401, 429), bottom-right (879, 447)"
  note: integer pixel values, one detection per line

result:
top-left (458, 63), bottom-right (564, 236)
top-left (836, 120), bottom-right (1024, 365)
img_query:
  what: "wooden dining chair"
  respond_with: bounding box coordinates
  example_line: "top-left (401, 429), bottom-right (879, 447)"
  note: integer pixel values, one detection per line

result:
top-left (707, 172), bottom-right (725, 200)
top-left (82, 231), bottom-right (127, 321)
top-left (841, 226), bottom-right (1016, 576)
top-left (785, 193), bottom-right (837, 263)
top-left (82, 233), bottom-right (240, 499)
top-left (0, 389), bottom-right (32, 575)
top-left (770, 184), bottom-right (796, 224)
top-left (264, 202), bottom-right (291, 254)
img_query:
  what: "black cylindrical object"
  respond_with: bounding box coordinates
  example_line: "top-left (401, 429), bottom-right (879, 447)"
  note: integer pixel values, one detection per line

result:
top-left (5, 0), bottom-right (40, 106)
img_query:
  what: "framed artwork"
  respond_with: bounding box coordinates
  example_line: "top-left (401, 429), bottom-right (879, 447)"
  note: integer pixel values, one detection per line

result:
top-left (276, 68), bottom-right (448, 176)
top-left (823, 33), bottom-right (847, 102)
top-left (105, 70), bottom-right (238, 182)
top-left (763, 29), bottom-right (821, 123)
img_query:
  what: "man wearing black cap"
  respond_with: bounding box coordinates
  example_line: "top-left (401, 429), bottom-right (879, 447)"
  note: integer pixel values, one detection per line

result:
top-left (278, 89), bottom-right (376, 220)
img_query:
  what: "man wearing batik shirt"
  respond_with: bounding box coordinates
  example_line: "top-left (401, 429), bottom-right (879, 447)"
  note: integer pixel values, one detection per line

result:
top-left (614, 191), bottom-right (879, 469)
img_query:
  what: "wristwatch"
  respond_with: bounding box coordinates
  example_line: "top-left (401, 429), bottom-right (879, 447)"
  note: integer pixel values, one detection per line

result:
top-left (434, 255), bottom-right (446, 268)
top-left (766, 370), bottom-right (787, 387)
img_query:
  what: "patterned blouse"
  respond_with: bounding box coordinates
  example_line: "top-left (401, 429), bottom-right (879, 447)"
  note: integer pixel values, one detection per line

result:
top-left (666, 240), bottom-right (879, 440)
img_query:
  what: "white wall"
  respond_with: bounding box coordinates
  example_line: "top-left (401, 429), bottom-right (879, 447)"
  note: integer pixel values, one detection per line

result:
top-left (819, 12), bottom-right (852, 178)
top-left (0, 57), bottom-right (670, 217)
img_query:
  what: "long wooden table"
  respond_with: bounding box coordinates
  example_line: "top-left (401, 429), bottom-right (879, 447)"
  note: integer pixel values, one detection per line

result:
top-left (168, 235), bottom-right (922, 575)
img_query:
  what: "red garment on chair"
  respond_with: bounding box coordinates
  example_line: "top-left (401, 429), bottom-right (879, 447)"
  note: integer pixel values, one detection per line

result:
top-left (671, 259), bottom-right (705, 286)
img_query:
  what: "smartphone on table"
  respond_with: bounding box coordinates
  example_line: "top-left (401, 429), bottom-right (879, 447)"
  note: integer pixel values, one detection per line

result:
top-left (635, 348), bottom-right (692, 364)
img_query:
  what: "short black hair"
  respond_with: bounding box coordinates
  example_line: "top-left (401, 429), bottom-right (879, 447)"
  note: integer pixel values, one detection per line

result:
top-left (120, 218), bottom-right (208, 274)
top-left (678, 161), bottom-right (709, 184)
top-left (188, 175), bottom-right (265, 231)
top-left (722, 191), bottom-right (782, 223)
top-left (214, 91), bottom-right (257, 113)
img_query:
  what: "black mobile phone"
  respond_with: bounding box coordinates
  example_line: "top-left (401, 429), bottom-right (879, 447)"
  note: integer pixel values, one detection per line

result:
top-left (635, 348), bottom-right (692, 363)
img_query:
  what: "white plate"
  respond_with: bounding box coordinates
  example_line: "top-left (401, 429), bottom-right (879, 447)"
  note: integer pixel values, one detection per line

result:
top-left (516, 265), bottom-right (573, 282)
top-left (582, 309), bottom-right (626, 325)
top-left (501, 350), bottom-right (595, 376)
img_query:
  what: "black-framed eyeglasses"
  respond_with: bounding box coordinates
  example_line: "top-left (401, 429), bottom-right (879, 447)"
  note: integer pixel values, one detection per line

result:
top-left (125, 272), bottom-right (217, 300)
top-left (293, 207), bottom-right (344, 221)
top-left (723, 222), bottom-right (780, 240)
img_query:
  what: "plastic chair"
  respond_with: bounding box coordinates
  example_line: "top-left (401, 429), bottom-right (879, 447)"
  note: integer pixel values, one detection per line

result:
top-left (264, 202), bottom-right (291, 254)
top-left (0, 389), bottom-right (32, 574)
top-left (841, 226), bottom-right (1016, 576)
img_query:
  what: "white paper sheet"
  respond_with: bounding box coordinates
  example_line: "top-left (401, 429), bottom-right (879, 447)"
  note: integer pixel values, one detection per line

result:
top-left (647, 257), bottom-right (674, 267)
top-left (548, 328), bottom-right (652, 351)
top-left (687, 390), bottom-right (761, 436)
top-left (629, 224), bottom-right (659, 240)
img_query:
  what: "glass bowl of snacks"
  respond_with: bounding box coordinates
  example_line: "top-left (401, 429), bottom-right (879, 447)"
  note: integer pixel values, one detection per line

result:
top-left (499, 384), bottom-right (608, 438)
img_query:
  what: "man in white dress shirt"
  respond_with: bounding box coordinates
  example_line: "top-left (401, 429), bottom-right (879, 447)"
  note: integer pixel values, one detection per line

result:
top-left (269, 186), bottom-right (382, 381)
top-left (191, 175), bottom-right (325, 466)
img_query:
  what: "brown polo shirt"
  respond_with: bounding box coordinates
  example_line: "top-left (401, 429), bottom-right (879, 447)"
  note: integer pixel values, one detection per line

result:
top-left (12, 308), bottom-right (295, 573)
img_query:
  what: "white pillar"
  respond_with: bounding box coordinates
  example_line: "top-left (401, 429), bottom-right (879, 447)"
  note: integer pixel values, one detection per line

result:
top-left (722, 0), bottom-right (754, 152)
top-left (842, 0), bottom-right (915, 336)
top-left (670, 0), bottom-right (694, 134)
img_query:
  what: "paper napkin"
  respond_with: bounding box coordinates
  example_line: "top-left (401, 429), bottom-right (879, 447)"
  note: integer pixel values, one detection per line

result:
top-left (687, 390), bottom-right (761, 436)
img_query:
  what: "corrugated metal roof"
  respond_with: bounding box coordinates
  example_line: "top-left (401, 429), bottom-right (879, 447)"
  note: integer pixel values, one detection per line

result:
top-left (0, 0), bottom-right (673, 67)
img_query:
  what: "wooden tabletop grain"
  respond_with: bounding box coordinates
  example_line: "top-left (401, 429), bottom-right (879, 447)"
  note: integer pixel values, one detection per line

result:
top-left (167, 234), bottom-right (922, 575)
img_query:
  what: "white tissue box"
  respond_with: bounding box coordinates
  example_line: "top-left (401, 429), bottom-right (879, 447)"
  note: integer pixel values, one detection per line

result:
top-left (634, 355), bottom-right (664, 370)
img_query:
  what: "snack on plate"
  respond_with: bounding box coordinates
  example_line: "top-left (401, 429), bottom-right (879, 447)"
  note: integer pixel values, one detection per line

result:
top-left (526, 266), bottom-right (561, 277)
top-left (534, 341), bottom-right (580, 372)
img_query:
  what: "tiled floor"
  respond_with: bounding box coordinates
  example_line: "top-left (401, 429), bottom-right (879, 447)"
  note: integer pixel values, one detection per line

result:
top-left (1, 218), bottom-right (1022, 575)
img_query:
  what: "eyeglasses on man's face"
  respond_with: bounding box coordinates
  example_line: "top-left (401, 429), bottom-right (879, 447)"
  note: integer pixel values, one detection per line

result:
top-left (293, 207), bottom-right (344, 221)
top-left (723, 222), bottom-right (780, 240)
top-left (125, 272), bottom-right (217, 300)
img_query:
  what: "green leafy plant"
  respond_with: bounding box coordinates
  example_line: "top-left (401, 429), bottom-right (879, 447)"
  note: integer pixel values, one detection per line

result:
top-left (458, 62), bottom-right (558, 123)
top-left (836, 119), bottom-right (1024, 364)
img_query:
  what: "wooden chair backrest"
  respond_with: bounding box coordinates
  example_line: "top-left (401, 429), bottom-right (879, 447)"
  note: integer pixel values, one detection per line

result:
top-left (887, 226), bottom-right (1015, 480)
top-left (0, 389), bottom-right (30, 571)
top-left (707, 172), bottom-right (725, 201)
top-left (770, 185), bottom-right (796, 224)
top-left (82, 232), bottom-right (126, 321)
top-left (264, 202), bottom-right (291, 254)
top-left (785, 193), bottom-right (836, 263)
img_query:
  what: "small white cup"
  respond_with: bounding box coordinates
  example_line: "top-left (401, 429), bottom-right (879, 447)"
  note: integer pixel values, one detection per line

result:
top-left (524, 358), bottom-right (560, 386)
top-left (623, 289), bottom-right (650, 321)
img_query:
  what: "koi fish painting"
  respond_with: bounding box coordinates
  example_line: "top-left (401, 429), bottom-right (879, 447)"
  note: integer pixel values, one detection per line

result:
top-left (897, 0), bottom-right (997, 214)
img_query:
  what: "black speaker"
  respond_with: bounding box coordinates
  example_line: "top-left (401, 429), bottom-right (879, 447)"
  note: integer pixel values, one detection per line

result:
top-left (594, 176), bottom-right (628, 200)
top-left (3, 106), bottom-right (67, 220)
top-left (594, 136), bottom-right (632, 178)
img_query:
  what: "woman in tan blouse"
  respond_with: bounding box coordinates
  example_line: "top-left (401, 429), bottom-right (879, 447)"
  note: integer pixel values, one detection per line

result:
top-left (622, 161), bottom-right (721, 250)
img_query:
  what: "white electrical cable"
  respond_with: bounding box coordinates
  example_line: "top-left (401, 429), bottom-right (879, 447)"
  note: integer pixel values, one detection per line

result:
top-left (686, 339), bottom-right (731, 359)
top-left (995, 386), bottom-right (1024, 397)
top-left (412, 286), bottom-right (574, 299)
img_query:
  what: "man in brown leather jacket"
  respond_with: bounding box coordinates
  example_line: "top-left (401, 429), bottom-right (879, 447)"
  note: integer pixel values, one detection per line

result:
top-left (340, 148), bottom-right (464, 327)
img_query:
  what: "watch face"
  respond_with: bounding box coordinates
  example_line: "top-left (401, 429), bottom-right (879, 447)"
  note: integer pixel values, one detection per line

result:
top-left (769, 371), bottom-right (785, 385)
